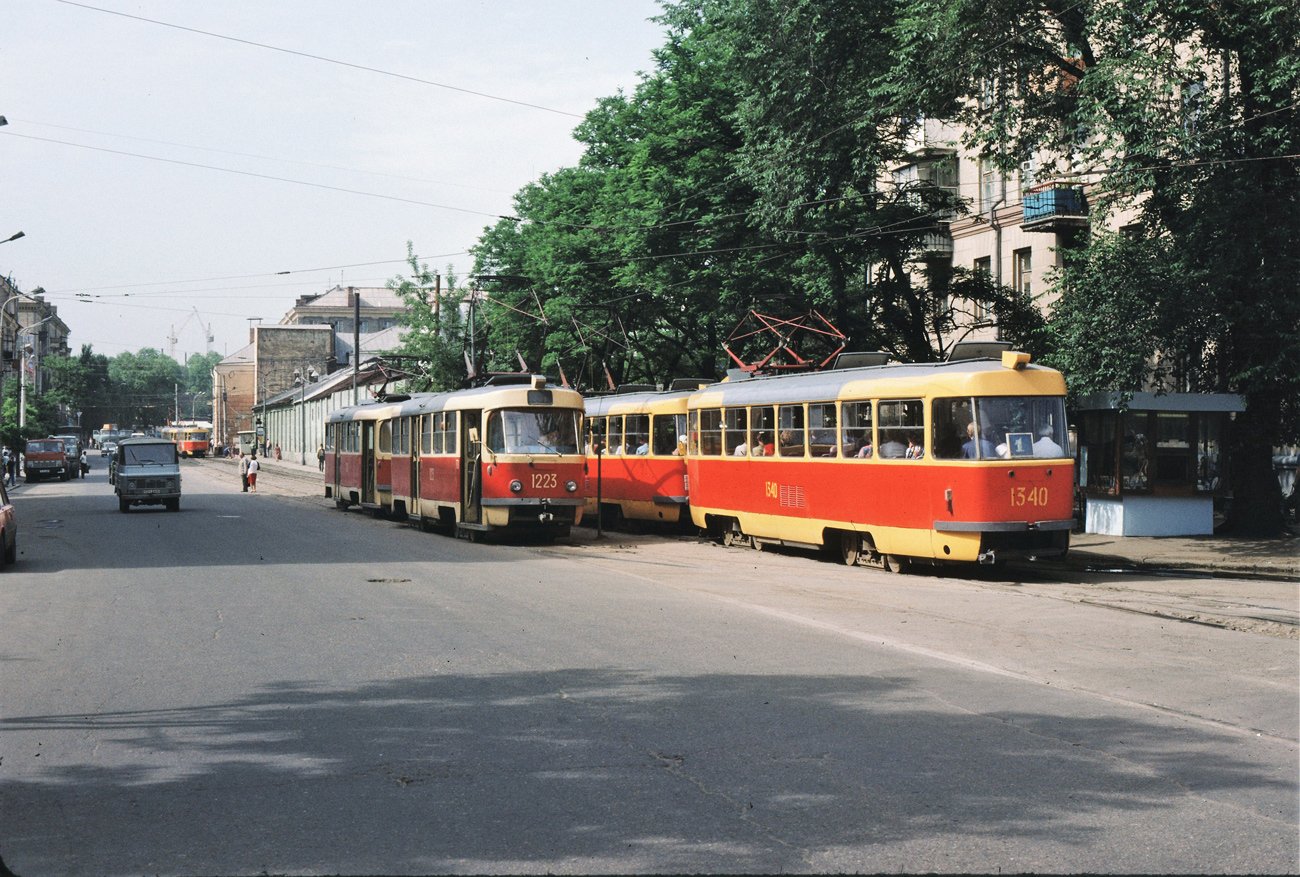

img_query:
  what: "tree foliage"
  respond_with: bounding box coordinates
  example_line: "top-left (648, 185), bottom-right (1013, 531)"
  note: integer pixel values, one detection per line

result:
top-left (389, 243), bottom-right (471, 392)
top-left (889, 0), bottom-right (1300, 531)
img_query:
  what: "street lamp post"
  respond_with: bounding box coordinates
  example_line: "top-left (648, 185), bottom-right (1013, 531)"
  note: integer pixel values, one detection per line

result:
top-left (294, 367), bottom-right (319, 465)
top-left (17, 315), bottom-right (56, 429)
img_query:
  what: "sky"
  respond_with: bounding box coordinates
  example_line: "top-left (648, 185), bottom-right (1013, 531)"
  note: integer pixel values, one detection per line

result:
top-left (1, 0), bottom-right (667, 364)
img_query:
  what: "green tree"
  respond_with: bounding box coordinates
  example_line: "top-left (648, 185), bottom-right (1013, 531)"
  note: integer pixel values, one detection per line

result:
top-left (889, 0), bottom-right (1300, 533)
top-left (184, 351), bottom-right (222, 419)
top-left (389, 243), bottom-right (471, 391)
top-left (107, 349), bottom-right (184, 429)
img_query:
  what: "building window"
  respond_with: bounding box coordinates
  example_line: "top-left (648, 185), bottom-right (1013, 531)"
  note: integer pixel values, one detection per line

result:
top-left (1012, 248), bottom-right (1032, 295)
top-left (979, 160), bottom-right (998, 212)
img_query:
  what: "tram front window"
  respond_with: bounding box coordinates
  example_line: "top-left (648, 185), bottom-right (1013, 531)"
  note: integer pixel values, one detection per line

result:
top-left (486, 409), bottom-right (580, 454)
top-left (933, 396), bottom-right (1069, 460)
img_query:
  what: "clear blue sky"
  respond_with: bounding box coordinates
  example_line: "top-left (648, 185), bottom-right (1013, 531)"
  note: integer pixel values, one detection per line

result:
top-left (1, 0), bottom-right (665, 362)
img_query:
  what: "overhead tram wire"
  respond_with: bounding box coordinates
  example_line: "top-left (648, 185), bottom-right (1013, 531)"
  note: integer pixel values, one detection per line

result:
top-left (52, 0), bottom-right (583, 119)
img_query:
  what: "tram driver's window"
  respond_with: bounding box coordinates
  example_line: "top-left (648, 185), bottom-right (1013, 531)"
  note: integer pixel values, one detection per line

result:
top-left (698, 408), bottom-right (723, 456)
top-left (878, 400), bottom-right (924, 458)
top-left (777, 405), bottom-right (806, 457)
top-left (842, 401), bottom-right (872, 458)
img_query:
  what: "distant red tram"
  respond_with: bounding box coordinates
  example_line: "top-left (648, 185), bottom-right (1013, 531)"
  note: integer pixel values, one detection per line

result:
top-left (326, 376), bottom-right (586, 540)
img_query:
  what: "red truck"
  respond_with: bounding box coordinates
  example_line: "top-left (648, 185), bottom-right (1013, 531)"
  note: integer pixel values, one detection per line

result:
top-left (24, 437), bottom-right (71, 482)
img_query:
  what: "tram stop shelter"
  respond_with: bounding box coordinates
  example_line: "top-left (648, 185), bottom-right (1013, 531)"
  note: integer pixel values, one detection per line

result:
top-left (1074, 391), bottom-right (1244, 536)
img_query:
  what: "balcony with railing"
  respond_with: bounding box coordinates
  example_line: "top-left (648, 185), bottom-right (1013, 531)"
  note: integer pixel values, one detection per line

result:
top-left (1021, 183), bottom-right (1089, 232)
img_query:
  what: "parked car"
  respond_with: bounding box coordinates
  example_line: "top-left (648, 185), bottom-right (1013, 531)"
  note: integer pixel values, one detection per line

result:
top-left (0, 479), bottom-right (16, 568)
top-left (113, 437), bottom-right (182, 512)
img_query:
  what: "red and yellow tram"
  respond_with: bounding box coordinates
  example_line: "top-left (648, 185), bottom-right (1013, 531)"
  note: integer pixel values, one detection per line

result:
top-left (583, 383), bottom-right (701, 527)
top-left (160, 425), bottom-right (211, 457)
top-left (326, 376), bottom-right (586, 539)
top-left (684, 351), bottom-right (1075, 569)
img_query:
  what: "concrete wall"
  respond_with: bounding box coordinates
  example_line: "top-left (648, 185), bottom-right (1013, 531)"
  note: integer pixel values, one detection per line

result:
top-left (1086, 495), bottom-right (1215, 537)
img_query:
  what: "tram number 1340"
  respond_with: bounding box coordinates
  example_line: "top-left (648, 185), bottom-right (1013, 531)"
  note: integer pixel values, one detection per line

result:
top-left (1010, 486), bottom-right (1050, 507)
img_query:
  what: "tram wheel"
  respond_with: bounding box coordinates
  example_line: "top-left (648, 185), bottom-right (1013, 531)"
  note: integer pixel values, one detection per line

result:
top-left (839, 532), bottom-right (862, 566)
top-left (722, 527), bottom-right (741, 548)
top-left (750, 536), bottom-right (765, 552)
top-left (883, 554), bottom-right (909, 574)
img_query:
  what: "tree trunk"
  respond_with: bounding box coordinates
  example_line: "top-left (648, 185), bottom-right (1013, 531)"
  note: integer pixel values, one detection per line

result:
top-left (1221, 403), bottom-right (1284, 536)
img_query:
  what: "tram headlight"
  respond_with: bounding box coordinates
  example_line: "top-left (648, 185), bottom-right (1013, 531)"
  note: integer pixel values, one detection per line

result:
top-left (565, 479), bottom-right (578, 493)
top-left (509, 479), bottom-right (523, 493)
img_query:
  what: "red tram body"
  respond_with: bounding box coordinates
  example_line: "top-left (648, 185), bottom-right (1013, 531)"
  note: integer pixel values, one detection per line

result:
top-left (684, 352), bottom-right (1075, 568)
top-left (582, 386), bottom-right (697, 527)
top-left (160, 425), bottom-right (211, 458)
top-left (326, 376), bottom-right (585, 539)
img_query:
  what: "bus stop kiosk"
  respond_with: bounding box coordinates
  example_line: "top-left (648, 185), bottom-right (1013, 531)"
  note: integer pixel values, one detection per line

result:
top-left (1074, 392), bottom-right (1244, 536)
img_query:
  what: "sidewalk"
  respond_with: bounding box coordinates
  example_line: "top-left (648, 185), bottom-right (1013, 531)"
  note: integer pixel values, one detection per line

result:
top-left (208, 454), bottom-right (1299, 581)
top-left (1065, 529), bottom-right (1298, 580)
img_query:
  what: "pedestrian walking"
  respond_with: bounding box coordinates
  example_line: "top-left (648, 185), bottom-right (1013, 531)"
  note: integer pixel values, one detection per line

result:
top-left (238, 451), bottom-right (250, 492)
top-left (316, 444), bottom-right (325, 471)
top-left (246, 454), bottom-right (259, 492)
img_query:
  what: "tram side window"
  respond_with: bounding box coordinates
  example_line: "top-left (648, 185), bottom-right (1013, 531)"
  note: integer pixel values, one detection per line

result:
top-left (698, 409), bottom-right (724, 456)
top-left (325, 424), bottom-right (334, 452)
top-left (724, 408), bottom-right (749, 456)
top-left (626, 414), bottom-right (650, 455)
top-left (878, 400), bottom-right (924, 458)
top-left (381, 420), bottom-right (394, 455)
top-left (808, 403), bottom-right (837, 457)
top-left (586, 415), bottom-right (605, 454)
top-left (931, 398), bottom-right (979, 460)
top-left (607, 415), bottom-right (625, 454)
top-left (751, 406), bottom-right (775, 456)
top-left (444, 412), bottom-right (459, 454)
top-left (398, 417), bottom-right (411, 455)
top-left (777, 405), bottom-right (806, 457)
top-left (652, 413), bottom-right (685, 456)
top-left (841, 401), bottom-right (873, 458)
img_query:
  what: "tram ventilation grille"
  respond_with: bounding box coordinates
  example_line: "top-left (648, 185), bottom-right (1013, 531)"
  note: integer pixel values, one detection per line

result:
top-left (779, 484), bottom-right (807, 509)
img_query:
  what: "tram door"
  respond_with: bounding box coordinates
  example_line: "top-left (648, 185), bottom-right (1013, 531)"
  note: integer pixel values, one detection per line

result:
top-left (460, 410), bottom-right (483, 524)
top-left (361, 421), bottom-right (376, 503)
top-left (410, 415), bottom-right (423, 514)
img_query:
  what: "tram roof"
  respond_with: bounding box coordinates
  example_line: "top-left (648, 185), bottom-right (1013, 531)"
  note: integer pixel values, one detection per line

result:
top-left (393, 381), bottom-right (583, 417)
top-left (584, 387), bottom-right (698, 417)
top-left (688, 358), bottom-right (1065, 407)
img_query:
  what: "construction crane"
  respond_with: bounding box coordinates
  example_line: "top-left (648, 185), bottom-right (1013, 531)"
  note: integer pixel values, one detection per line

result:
top-left (167, 306), bottom-right (214, 360)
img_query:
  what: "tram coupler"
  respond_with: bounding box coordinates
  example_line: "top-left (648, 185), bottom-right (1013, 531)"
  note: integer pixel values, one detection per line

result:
top-left (978, 550), bottom-right (998, 565)
top-left (538, 512), bottom-right (555, 524)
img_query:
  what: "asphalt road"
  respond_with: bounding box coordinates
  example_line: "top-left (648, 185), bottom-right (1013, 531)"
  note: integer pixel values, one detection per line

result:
top-left (1, 456), bottom-right (1296, 875)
